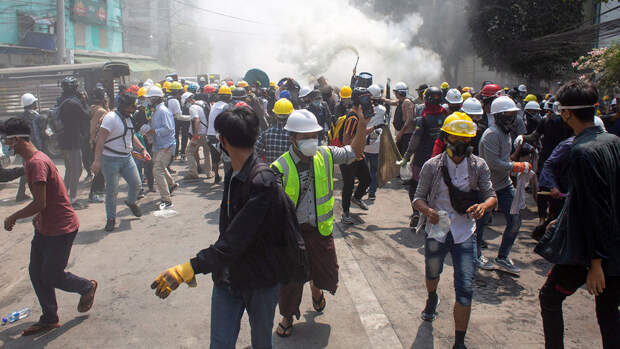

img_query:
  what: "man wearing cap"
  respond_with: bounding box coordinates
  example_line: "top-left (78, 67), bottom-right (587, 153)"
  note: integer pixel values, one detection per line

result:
top-left (272, 101), bottom-right (371, 337)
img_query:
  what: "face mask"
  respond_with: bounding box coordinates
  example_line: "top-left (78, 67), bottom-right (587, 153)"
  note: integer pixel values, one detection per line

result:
top-left (494, 114), bottom-right (513, 133)
top-left (311, 100), bottom-right (321, 108)
top-left (446, 140), bottom-right (473, 158)
top-left (297, 138), bottom-right (318, 157)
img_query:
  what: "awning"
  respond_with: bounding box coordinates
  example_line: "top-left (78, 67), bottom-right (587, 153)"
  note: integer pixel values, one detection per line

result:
top-left (75, 55), bottom-right (172, 73)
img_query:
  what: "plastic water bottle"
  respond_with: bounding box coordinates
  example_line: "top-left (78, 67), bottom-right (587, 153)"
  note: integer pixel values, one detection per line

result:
top-left (5, 308), bottom-right (31, 324)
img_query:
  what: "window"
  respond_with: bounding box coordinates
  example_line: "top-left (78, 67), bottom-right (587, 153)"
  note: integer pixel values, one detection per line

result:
top-left (74, 23), bottom-right (85, 47)
top-left (99, 27), bottom-right (108, 49)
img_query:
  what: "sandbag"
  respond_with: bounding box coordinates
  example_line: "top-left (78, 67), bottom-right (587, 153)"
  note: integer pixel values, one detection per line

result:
top-left (377, 126), bottom-right (402, 187)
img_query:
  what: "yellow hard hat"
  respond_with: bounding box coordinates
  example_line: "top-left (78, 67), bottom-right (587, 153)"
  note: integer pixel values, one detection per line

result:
top-left (237, 80), bottom-right (249, 88)
top-left (269, 81), bottom-right (276, 88)
top-left (273, 98), bottom-right (294, 115)
top-left (230, 85), bottom-right (236, 91)
top-left (339, 85), bottom-right (352, 99)
top-left (441, 82), bottom-right (449, 89)
top-left (523, 94), bottom-right (538, 102)
top-left (603, 95), bottom-right (610, 101)
top-left (137, 87), bottom-right (148, 98)
top-left (462, 92), bottom-right (472, 101)
top-left (218, 85), bottom-right (232, 95)
top-left (163, 81), bottom-right (172, 92)
top-left (441, 112), bottom-right (477, 138)
top-left (462, 86), bottom-right (471, 93)
top-left (154, 82), bottom-right (162, 88)
top-left (170, 81), bottom-right (183, 91)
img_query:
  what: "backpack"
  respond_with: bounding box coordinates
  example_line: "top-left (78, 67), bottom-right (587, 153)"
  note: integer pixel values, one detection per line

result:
top-left (103, 112), bottom-right (134, 156)
top-left (242, 162), bottom-right (310, 284)
top-left (190, 101), bottom-right (210, 135)
top-left (328, 115), bottom-right (347, 147)
top-left (48, 97), bottom-right (75, 135)
top-left (393, 96), bottom-right (416, 131)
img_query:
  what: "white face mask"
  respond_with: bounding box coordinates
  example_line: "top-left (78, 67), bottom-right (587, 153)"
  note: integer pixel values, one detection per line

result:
top-left (297, 138), bottom-right (318, 157)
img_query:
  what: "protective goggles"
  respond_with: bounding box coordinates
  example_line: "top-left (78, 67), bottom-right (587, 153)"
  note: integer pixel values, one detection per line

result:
top-left (552, 101), bottom-right (595, 115)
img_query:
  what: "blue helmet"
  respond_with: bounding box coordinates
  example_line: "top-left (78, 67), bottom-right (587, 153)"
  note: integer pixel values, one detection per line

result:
top-left (187, 83), bottom-right (199, 93)
top-left (280, 90), bottom-right (292, 100)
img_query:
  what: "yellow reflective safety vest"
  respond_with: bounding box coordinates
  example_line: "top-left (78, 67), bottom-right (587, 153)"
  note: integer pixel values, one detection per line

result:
top-left (271, 146), bottom-right (334, 236)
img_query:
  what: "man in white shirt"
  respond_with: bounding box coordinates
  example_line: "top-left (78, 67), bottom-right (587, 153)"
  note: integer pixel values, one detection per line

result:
top-left (183, 93), bottom-right (210, 179)
top-left (413, 112), bottom-right (497, 349)
top-left (206, 87), bottom-right (232, 183)
top-left (91, 93), bottom-right (148, 232)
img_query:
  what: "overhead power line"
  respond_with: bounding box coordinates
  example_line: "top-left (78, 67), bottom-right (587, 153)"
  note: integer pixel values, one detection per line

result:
top-left (175, 0), bottom-right (275, 26)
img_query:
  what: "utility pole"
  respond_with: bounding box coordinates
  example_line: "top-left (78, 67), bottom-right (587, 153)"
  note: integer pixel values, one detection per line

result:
top-left (56, 0), bottom-right (66, 64)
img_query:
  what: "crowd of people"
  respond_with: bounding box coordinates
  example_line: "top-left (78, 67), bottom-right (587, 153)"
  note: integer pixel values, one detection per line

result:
top-left (1, 69), bottom-right (619, 349)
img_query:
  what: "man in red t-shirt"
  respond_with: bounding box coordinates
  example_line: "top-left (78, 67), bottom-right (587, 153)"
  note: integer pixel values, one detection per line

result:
top-left (2, 118), bottom-right (97, 336)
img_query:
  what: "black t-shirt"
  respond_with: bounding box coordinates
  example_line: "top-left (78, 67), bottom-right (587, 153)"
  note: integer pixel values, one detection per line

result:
top-left (536, 115), bottom-right (574, 163)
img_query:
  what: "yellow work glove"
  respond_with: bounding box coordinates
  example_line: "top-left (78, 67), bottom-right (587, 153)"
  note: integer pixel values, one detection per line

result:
top-left (151, 262), bottom-right (197, 299)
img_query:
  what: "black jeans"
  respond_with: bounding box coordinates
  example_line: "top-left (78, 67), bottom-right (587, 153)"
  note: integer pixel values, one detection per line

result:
top-left (397, 133), bottom-right (412, 158)
top-left (539, 264), bottom-right (620, 349)
top-left (29, 231), bottom-right (92, 324)
top-left (81, 140), bottom-right (93, 176)
top-left (175, 120), bottom-right (190, 157)
top-left (89, 146), bottom-right (105, 198)
top-left (339, 159), bottom-right (370, 213)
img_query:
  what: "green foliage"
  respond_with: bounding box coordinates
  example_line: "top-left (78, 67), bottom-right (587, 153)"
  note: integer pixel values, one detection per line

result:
top-left (468, 0), bottom-right (587, 80)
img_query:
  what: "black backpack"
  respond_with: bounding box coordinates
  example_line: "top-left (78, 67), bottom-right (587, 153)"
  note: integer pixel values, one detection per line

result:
top-left (244, 162), bottom-right (310, 284)
top-left (48, 96), bottom-right (76, 135)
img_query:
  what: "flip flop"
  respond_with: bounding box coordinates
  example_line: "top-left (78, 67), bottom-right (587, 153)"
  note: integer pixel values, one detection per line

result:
top-left (312, 291), bottom-right (326, 313)
top-left (276, 320), bottom-right (293, 337)
top-left (21, 322), bottom-right (61, 336)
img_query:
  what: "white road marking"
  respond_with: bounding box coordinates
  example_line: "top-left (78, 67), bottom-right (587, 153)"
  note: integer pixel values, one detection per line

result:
top-left (333, 225), bottom-right (404, 349)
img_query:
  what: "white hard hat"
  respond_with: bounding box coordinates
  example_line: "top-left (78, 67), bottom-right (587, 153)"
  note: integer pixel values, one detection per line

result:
top-left (181, 92), bottom-right (194, 105)
top-left (612, 98), bottom-right (617, 106)
top-left (199, 77), bottom-right (206, 82)
top-left (393, 82), bottom-right (408, 93)
top-left (518, 84), bottom-right (527, 93)
top-left (368, 84), bottom-right (382, 98)
top-left (299, 86), bottom-right (313, 98)
top-left (462, 97), bottom-right (483, 115)
top-left (490, 96), bottom-right (520, 115)
top-left (524, 101), bottom-right (541, 111)
top-left (445, 88), bottom-right (463, 104)
top-left (284, 109), bottom-right (323, 133)
top-left (165, 77), bottom-right (173, 82)
top-left (144, 79), bottom-right (154, 87)
top-left (20, 93), bottom-right (37, 107)
top-left (145, 85), bottom-right (164, 98)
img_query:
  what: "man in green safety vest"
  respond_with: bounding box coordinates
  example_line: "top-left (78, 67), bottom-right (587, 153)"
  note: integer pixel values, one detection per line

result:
top-left (272, 103), bottom-right (372, 337)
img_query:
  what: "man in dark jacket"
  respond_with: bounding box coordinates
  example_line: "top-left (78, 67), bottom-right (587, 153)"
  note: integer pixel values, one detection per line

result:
top-left (57, 76), bottom-right (90, 206)
top-left (538, 80), bottom-right (620, 349)
top-left (151, 106), bottom-right (286, 349)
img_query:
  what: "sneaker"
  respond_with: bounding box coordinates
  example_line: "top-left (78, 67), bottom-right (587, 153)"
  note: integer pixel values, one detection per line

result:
top-left (88, 194), bottom-right (104, 203)
top-left (494, 257), bottom-right (520, 275)
top-left (159, 201), bottom-right (173, 210)
top-left (341, 213), bottom-right (354, 225)
top-left (476, 256), bottom-right (495, 271)
top-left (351, 197), bottom-right (369, 210)
top-left (72, 201), bottom-right (87, 210)
top-left (104, 219), bottom-right (115, 232)
top-left (367, 194), bottom-right (376, 201)
top-left (125, 201), bottom-right (142, 217)
top-left (169, 183), bottom-right (179, 194)
top-left (137, 190), bottom-right (145, 200)
top-left (78, 280), bottom-right (98, 313)
top-left (421, 295), bottom-right (440, 321)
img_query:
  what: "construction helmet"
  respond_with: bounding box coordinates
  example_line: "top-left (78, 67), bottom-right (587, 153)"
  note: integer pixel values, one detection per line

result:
top-left (518, 84), bottom-right (527, 93)
top-left (154, 82), bottom-right (162, 88)
top-left (20, 93), bottom-right (37, 107)
top-left (137, 87), bottom-right (148, 98)
top-left (218, 85), bottom-right (232, 96)
top-left (480, 84), bottom-right (502, 98)
top-left (445, 88), bottom-right (463, 104)
top-left (273, 98), bottom-right (294, 115)
top-left (523, 94), bottom-right (537, 103)
top-left (393, 82), bottom-right (408, 95)
top-left (284, 109), bottom-right (323, 133)
top-left (424, 86), bottom-right (443, 105)
top-left (61, 76), bottom-right (79, 92)
top-left (230, 85), bottom-right (236, 91)
top-left (441, 82), bottom-right (450, 89)
top-left (181, 92), bottom-right (194, 105)
top-left (171, 81), bottom-right (183, 91)
top-left (441, 112), bottom-right (477, 138)
top-left (602, 95), bottom-right (610, 102)
top-left (204, 85), bottom-right (216, 94)
top-left (232, 87), bottom-right (248, 100)
top-left (226, 80), bottom-right (234, 87)
top-left (462, 86), bottom-right (471, 93)
top-left (269, 81), bottom-right (276, 88)
top-left (165, 76), bottom-right (173, 82)
top-left (462, 97), bottom-right (484, 116)
top-left (144, 79), bottom-right (154, 87)
top-left (490, 96), bottom-right (520, 115)
top-left (145, 85), bottom-right (164, 98)
top-left (462, 92), bottom-right (472, 101)
top-left (339, 86), bottom-right (353, 99)
top-left (237, 80), bottom-right (249, 88)
top-left (524, 101), bottom-right (541, 111)
top-left (163, 81), bottom-right (172, 93)
top-left (235, 101), bottom-right (251, 109)
top-left (368, 84), bottom-right (382, 99)
top-left (299, 86), bottom-right (313, 99)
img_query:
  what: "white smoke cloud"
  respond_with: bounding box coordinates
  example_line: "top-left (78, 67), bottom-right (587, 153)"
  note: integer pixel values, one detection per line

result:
top-left (195, 0), bottom-right (442, 88)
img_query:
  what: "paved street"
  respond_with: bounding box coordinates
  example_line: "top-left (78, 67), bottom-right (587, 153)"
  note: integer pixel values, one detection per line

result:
top-left (0, 159), bottom-right (602, 348)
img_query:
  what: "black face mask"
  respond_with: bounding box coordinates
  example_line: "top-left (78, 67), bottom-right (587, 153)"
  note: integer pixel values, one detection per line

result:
top-left (446, 140), bottom-right (473, 158)
top-left (495, 114), bottom-right (513, 133)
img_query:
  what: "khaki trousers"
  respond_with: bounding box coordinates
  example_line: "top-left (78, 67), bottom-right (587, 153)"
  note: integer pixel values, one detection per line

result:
top-left (153, 147), bottom-right (174, 202)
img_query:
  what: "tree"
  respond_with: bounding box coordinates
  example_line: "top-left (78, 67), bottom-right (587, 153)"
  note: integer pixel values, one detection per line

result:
top-left (467, 0), bottom-right (588, 81)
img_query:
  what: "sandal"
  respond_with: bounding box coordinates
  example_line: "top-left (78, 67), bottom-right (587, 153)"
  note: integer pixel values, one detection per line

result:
top-left (21, 321), bottom-right (61, 336)
top-left (276, 318), bottom-right (293, 338)
top-left (312, 291), bottom-right (326, 312)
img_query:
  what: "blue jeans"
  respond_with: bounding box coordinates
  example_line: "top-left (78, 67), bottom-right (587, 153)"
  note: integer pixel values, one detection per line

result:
top-left (365, 152), bottom-right (379, 196)
top-left (496, 185), bottom-right (522, 259)
top-left (210, 284), bottom-right (280, 349)
top-left (101, 154), bottom-right (141, 220)
top-left (474, 212), bottom-right (490, 258)
top-left (425, 233), bottom-right (476, 306)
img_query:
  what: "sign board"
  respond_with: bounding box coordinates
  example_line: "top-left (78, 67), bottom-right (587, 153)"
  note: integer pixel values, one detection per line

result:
top-left (71, 0), bottom-right (107, 26)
